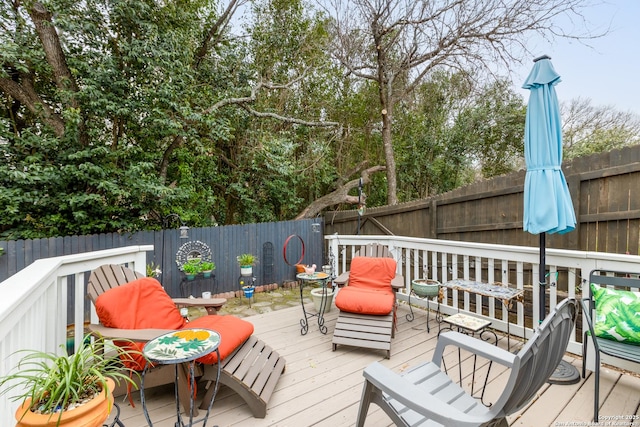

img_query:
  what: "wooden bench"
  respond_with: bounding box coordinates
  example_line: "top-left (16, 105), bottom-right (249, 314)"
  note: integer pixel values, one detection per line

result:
top-left (581, 270), bottom-right (640, 422)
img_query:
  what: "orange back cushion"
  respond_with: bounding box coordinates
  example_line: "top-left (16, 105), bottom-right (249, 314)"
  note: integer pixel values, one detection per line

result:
top-left (95, 277), bottom-right (187, 370)
top-left (347, 257), bottom-right (396, 291)
top-left (95, 277), bottom-right (186, 330)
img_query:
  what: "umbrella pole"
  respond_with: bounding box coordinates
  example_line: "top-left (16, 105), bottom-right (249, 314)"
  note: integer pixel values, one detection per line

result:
top-left (539, 233), bottom-right (546, 323)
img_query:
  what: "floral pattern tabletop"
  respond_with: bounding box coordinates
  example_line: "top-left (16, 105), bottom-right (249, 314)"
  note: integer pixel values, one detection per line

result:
top-left (143, 328), bottom-right (220, 364)
top-left (296, 272), bottom-right (329, 280)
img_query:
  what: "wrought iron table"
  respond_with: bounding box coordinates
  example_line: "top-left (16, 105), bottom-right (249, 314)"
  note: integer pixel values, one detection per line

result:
top-left (438, 312), bottom-right (498, 406)
top-left (441, 279), bottom-right (524, 351)
top-left (296, 272), bottom-right (331, 335)
top-left (142, 328), bottom-right (221, 427)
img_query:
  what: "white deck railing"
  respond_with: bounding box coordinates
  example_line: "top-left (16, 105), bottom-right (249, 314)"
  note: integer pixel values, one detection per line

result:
top-left (1, 237), bottom-right (639, 425)
top-left (326, 234), bottom-right (640, 365)
top-left (0, 245), bottom-right (153, 425)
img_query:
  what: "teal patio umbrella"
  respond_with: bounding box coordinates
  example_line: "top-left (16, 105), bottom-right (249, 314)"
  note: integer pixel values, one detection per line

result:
top-left (522, 55), bottom-right (576, 323)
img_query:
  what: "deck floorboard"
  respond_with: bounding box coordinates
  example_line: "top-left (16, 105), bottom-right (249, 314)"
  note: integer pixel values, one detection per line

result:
top-left (106, 303), bottom-right (640, 427)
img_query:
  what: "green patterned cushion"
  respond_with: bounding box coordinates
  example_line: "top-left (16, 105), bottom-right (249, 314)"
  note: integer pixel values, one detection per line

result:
top-left (592, 284), bottom-right (640, 345)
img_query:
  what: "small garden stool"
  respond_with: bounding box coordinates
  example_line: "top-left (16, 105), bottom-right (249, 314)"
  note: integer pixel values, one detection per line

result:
top-left (439, 313), bottom-right (498, 406)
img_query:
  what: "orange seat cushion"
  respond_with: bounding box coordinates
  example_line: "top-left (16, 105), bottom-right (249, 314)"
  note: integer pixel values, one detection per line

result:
top-left (335, 286), bottom-right (395, 315)
top-left (95, 277), bottom-right (254, 368)
top-left (334, 257), bottom-right (397, 315)
top-left (188, 315), bottom-right (254, 363)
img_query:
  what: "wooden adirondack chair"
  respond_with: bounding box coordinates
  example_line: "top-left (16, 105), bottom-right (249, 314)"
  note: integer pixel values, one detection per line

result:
top-left (355, 298), bottom-right (578, 426)
top-left (332, 244), bottom-right (404, 359)
top-left (87, 264), bottom-right (286, 418)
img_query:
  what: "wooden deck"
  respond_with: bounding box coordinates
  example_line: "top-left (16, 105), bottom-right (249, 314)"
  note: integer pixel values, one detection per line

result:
top-left (107, 303), bottom-right (640, 426)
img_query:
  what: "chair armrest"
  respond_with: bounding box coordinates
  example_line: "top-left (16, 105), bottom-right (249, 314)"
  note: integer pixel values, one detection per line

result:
top-left (334, 271), bottom-right (350, 286)
top-left (362, 362), bottom-right (491, 426)
top-left (391, 274), bottom-right (404, 290)
top-left (88, 324), bottom-right (172, 341)
top-left (432, 331), bottom-right (517, 369)
top-left (173, 298), bottom-right (226, 308)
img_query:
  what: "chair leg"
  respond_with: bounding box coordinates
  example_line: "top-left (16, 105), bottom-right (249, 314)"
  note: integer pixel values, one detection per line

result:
top-left (356, 379), bottom-right (375, 427)
top-left (582, 333), bottom-right (587, 378)
top-left (594, 352), bottom-right (600, 422)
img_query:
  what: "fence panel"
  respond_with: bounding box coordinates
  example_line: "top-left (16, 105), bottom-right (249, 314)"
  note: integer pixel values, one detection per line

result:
top-left (0, 219), bottom-right (325, 298)
top-left (325, 146), bottom-right (640, 256)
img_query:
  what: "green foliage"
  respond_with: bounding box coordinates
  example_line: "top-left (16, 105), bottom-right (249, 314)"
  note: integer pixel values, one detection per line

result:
top-left (146, 263), bottom-right (162, 278)
top-left (200, 261), bottom-right (215, 271)
top-left (1, 0), bottom-right (632, 238)
top-left (455, 80), bottom-right (526, 178)
top-left (0, 335), bottom-right (139, 423)
top-left (393, 74), bottom-right (527, 201)
top-left (182, 260), bottom-right (202, 275)
top-left (237, 253), bottom-right (257, 266)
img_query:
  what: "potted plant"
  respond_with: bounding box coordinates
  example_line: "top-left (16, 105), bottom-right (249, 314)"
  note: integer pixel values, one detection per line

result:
top-left (182, 260), bottom-right (201, 280)
top-left (237, 254), bottom-right (256, 277)
top-left (199, 261), bottom-right (215, 278)
top-left (146, 263), bottom-right (162, 279)
top-left (0, 334), bottom-right (139, 427)
top-left (242, 285), bottom-right (255, 299)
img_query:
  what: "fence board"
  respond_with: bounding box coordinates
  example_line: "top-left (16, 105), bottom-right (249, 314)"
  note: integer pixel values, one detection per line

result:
top-left (326, 145), bottom-right (640, 256)
top-left (0, 219), bottom-right (325, 300)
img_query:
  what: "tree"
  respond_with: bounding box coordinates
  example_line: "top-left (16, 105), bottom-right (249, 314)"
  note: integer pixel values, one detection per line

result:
top-left (561, 98), bottom-right (640, 159)
top-left (455, 79), bottom-right (527, 178)
top-left (394, 71), bottom-right (476, 199)
top-left (0, 0), bottom-right (339, 237)
top-left (324, 0), bottom-right (604, 205)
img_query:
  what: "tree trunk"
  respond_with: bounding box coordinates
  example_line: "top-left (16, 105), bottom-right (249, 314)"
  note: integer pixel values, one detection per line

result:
top-left (295, 166), bottom-right (385, 219)
top-left (381, 108), bottom-right (398, 205)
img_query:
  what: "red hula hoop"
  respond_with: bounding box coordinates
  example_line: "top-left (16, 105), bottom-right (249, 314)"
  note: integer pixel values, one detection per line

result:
top-left (283, 234), bottom-right (305, 266)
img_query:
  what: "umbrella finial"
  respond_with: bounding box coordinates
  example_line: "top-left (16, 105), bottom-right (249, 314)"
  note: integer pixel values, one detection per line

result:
top-left (533, 54), bottom-right (551, 62)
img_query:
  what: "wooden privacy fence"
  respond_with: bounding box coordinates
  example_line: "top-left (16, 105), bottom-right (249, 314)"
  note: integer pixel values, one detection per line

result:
top-left (0, 218), bottom-right (326, 298)
top-left (325, 145), bottom-right (640, 256)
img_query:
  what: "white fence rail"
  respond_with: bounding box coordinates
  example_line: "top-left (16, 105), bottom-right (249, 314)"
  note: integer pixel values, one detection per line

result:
top-left (0, 245), bottom-right (152, 426)
top-left (326, 234), bottom-right (640, 366)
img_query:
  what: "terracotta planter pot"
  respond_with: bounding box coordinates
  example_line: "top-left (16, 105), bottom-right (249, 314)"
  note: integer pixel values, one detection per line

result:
top-left (14, 378), bottom-right (115, 427)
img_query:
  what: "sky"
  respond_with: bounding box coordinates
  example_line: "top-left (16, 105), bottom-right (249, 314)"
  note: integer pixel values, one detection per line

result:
top-left (513, 0), bottom-right (640, 115)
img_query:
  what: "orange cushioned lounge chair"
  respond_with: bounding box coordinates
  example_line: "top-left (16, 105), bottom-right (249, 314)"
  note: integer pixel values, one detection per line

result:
top-left (332, 256), bottom-right (402, 358)
top-left (87, 264), bottom-right (285, 418)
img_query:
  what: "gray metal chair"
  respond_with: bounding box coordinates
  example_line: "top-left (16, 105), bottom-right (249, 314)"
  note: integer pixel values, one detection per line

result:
top-left (356, 298), bottom-right (578, 427)
top-left (581, 270), bottom-right (640, 422)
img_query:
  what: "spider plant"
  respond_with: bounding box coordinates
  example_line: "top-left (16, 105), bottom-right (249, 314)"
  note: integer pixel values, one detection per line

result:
top-left (0, 334), bottom-right (140, 425)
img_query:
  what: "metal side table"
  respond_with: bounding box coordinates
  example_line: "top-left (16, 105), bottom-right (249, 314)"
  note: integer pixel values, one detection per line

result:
top-left (438, 313), bottom-right (498, 406)
top-left (142, 328), bottom-right (221, 427)
top-left (296, 272), bottom-right (331, 335)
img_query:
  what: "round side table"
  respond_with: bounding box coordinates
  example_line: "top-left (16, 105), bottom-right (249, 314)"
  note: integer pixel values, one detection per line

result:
top-left (142, 328), bottom-right (221, 427)
top-left (296, 272), bottom-right (331, 335)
